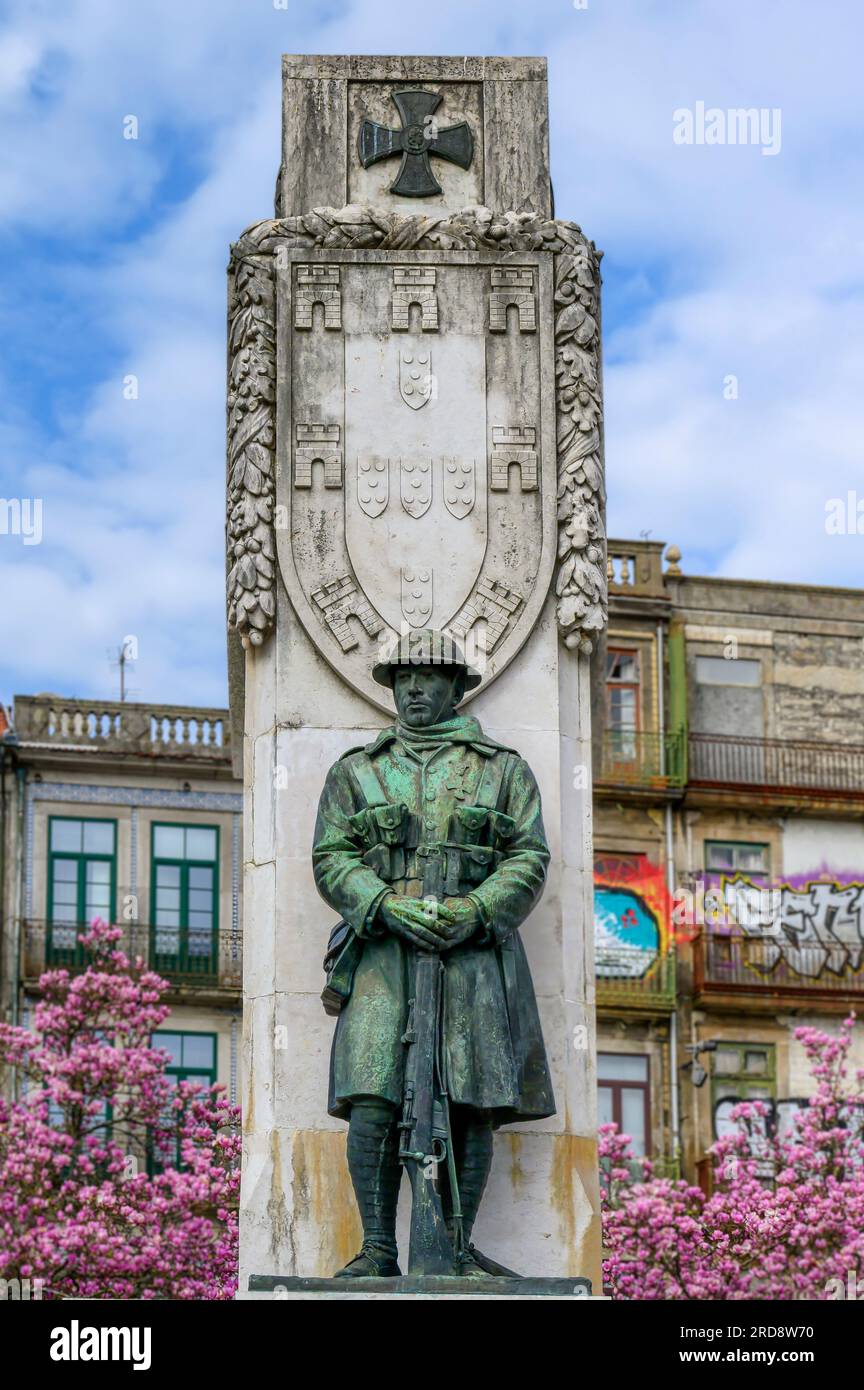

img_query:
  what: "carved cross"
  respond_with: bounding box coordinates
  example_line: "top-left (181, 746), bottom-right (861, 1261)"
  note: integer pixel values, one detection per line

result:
top-left (444, 762), bottom-right (472, 801)
top-left (357, 88), bottom-right (474, 198)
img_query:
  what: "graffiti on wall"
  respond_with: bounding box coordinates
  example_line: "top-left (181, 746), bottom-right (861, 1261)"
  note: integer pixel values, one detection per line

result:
top-left (704, 870), bottom-right (864, 981)
top-left (594, 854), bottom-right (669, 979)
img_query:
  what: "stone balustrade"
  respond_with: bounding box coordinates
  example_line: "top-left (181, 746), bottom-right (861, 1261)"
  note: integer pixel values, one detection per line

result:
top-left (12, 695), bottom-right (230, 761)
top-left (606, 538), bottom-right (681, 598)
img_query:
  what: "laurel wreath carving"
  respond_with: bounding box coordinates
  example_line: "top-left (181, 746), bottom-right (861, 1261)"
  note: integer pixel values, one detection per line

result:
top-left (227, 205), bottom-right (606, 652)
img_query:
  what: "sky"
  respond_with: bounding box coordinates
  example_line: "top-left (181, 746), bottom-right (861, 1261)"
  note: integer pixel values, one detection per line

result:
top-left (0, 0), bottom-right (861, 708)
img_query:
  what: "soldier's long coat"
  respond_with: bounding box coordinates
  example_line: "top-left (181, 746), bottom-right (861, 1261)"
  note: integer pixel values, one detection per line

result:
top-left (312, 716), bottom-right (555, 1125)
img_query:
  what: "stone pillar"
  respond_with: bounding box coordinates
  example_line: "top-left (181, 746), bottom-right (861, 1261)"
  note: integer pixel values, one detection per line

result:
top-left (228, 54), bottom-right (607, 1295)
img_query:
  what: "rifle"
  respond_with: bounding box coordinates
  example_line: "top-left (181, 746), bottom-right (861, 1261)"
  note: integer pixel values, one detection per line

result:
top-left (398, 947), bottom-right (463, 1275)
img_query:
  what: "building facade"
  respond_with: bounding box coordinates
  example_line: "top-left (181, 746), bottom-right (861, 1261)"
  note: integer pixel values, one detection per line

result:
top-left (596, 539), bottom-right (864, 1183)
top-left (4, 548), bottom-right (863, 1185)
top-left (0, 696), bottom-right (242, 1105)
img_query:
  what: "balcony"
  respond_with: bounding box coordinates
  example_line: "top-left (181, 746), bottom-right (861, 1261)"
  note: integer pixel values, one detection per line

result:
top-left (596, 729), bottom-right (686, 791)
top-left (596, 947), bottom-right (677, 1014)
top-left (688, 733), bottom-right (864, 802)
top-left (607, 539), bottom-right (679, 600)
top-left (12, 696), bottom-right (230, 765)
top-left (22, 920), bottom-right (242, 993)
top-left (694, 929), bottom-right (864, 1009)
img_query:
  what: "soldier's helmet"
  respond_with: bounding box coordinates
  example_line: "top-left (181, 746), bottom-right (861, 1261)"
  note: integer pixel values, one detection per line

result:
top-left (372, 628), bottom-right (482, 691)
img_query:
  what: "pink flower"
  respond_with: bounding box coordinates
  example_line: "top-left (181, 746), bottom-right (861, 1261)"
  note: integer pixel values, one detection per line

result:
top-left (601, 1015), bottom-right (864, 1300)
top-left (0, 921), bottom-right (240, 1300)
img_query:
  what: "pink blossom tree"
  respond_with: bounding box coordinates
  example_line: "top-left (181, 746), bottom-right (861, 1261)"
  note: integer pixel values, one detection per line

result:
top-left (0, 922), bottom-right (240, 1299)
top-left (600, 1016), bottom-right (864, 1299)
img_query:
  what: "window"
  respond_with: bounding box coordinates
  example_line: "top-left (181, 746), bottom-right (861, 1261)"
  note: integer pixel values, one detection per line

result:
top-left (594, 851), bottom-right (646, 876)
top-left (150, 1031), bottom-right (217, 1169)
top-left (150, 824), bottom-right (219, 981)
top-left (695, 656), bottom-right (760, 686)
top-left (712, 1041), bottom-right (776, 1140)
top-left (48, 1094), bottom-right (112, 1146)
top-left (606, 649), bottom-right (640, 759)
top-left (47, 817), bottom-right (117, 964)
top-left (598, 1053), bottom-right (650, 1157)
top-left (705, 840), bottom-right (770, 885)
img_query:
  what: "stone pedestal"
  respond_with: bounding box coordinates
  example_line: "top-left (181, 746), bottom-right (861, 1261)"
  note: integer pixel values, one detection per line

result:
top-left (228, 54), bottom-right (607, 1297)
top-left (238, 600), bottom-right (601, 1289)
top-left (278, 54), bottom-right (553, 219)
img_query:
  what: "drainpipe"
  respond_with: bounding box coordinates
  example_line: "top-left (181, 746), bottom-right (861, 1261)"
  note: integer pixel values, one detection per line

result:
top-left (0, 739), bottom-right (22, 1032)
top-left (658, 620), bottom-right (682, 1171)
top-left (0, 743), bottom-right (6, 1020)
top-left (12, 764), bottom-right (26, 1035)
top-left (657, 622), bottom-right (665, 777)
top-left (666, 803), bottom-right (681, 1172)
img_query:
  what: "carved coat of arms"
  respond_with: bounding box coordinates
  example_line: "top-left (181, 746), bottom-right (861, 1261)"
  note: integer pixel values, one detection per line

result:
top-left (275, 248), bottom-right (557, 711)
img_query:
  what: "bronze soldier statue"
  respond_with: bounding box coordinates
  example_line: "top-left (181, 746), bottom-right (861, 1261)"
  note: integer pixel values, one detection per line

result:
top-left (312, 629), bottom-right (555, 1278)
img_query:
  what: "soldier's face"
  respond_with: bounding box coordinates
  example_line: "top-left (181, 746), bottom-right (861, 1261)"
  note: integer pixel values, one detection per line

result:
top-left (393, 666), bottom-right (463, 727)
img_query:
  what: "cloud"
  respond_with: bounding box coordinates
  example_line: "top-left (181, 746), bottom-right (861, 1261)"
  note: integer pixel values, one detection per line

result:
top-left (0, 0), bottom-right (861, 708)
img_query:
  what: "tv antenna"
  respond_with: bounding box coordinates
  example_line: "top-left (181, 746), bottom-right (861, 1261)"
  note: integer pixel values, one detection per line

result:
top-left (108, 637), bottom-right (140, 703)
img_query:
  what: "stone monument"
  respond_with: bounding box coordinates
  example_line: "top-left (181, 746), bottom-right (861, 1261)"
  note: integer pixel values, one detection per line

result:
top-left (227, 55), bottom-right (607, 1297)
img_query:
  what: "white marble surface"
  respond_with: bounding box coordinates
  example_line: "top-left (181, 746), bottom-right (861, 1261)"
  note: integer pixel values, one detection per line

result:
top-left (237, 594), bottom-right (601, 1293)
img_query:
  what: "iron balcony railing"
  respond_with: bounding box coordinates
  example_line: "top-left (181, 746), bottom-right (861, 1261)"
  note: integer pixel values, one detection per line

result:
top-left (689, 733), bottom-right (864, 797)
top-left (695, 930), bottom-right (864, 998)
top-left (596, 729), bottom-right (686, 789)
top-left (23, 920), bottom-right (242, 990)
top-left (595, 946), bottom-right (677, 1011)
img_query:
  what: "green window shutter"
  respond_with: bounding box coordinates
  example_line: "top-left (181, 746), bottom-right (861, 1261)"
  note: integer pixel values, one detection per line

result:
top-left (149, 1030), bottom-right (218, 1171)
top-left (667, 622), bottom-right (688, 785)
top-left (150, 824), bottom-right (219, 982)
top-left (47, 817), bottom-right (117, 966)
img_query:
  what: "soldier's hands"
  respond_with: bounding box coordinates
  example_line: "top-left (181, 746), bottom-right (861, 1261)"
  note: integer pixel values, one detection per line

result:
top-left (437, 897), bottom-right (483, 949)
top-left (378, 894), bottom-right (456, 952)
top-left (378, 895), bottom-right (482, 951)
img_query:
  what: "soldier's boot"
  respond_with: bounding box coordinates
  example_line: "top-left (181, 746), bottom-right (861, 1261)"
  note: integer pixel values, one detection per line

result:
top-left (335, 1099), bottom-right (402, 1278)
top-left (447, 1112), bottom-right (495, 1279)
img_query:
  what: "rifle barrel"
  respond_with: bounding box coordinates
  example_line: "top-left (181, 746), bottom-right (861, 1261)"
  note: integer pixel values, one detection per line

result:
top-left (400, 950), bottom-right (454, 1275)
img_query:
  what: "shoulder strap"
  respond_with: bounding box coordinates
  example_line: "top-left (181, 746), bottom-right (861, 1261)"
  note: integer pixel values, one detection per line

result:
top-left (347, 752), bottom-right (388, 807)
top-left (474, 751), bottom-right (511, 811)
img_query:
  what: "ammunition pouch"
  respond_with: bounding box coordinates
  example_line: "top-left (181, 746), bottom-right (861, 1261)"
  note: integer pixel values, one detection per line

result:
top-left (371, 803), bottom-right (408, 845)
top-left (460, 844), bottom-right (498, 884)
top-left (349, 802), bottom-right (409, 847)
top-left (363, 843), bottom-right (406, 879)
top-left (321, 920), bottom-right (364, 1016)
top-left (412, 842), bottom-right (502, 896)
top-left (345, 779), bottom-right (516, 897)
top-left (451, 805), bottom-right (516, 850)
top-left (350, 801), bottom-right (411, 883)
top-left (454, 805), bottom-right (489, 842)
top-left (488, 810), bottom-right (516, 846)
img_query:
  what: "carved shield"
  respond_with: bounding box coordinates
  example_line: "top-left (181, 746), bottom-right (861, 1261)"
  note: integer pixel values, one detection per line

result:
top-left (276, 248), bottom-right (557, 713)
top-left (401, 567), bottom-right (433, 627)
top-left (398, 346), bottom-right (432, 410)
top-left (346, 326), bottom-right (487, 636)
top-left (357, 455), bottom-right (389, 517)
top-left (443, 457), bottom-right (475, 519)
top-left (400, 457), bottom-right (432, 518)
